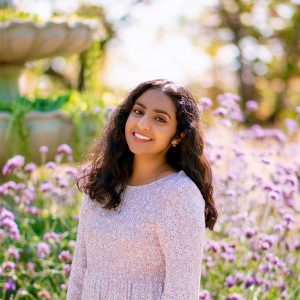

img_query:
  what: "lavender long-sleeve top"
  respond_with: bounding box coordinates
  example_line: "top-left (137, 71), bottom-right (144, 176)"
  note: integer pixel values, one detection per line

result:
top-left (66, 170), bottom-right (206, 300)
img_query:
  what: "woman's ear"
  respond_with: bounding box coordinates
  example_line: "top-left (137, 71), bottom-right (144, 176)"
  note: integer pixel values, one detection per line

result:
top-left (174, 132), bottom-right (185, 144)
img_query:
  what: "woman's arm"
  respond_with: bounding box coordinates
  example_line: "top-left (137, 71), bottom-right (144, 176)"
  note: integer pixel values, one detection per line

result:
top-left (66, 193), bottom-right (88, 300)
top-left (156, 180), bottom-right (206, 300)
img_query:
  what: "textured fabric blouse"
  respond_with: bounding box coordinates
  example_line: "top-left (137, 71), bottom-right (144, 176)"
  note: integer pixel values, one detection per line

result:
top-left (66, 170), bottom-right (206, 300)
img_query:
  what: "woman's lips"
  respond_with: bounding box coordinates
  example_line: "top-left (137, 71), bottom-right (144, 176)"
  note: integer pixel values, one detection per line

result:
top-left (131, 132), bottom-right (153, 143)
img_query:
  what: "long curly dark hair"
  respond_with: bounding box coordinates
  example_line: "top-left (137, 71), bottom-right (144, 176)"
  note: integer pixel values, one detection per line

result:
top-left (77, 79), bottom-right (218, 230)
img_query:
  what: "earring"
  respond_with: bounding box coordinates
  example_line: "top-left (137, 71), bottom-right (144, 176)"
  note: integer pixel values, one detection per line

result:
top-left (172, 141), bottom-right (177, 147)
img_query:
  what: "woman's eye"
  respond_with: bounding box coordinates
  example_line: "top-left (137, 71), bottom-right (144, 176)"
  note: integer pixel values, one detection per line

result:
top-left (132, 109), bottom-right (165, 123)
top-left (155, 116), bottom-right (166, 123)
top-left (133, 109), bottom-right (142, 114)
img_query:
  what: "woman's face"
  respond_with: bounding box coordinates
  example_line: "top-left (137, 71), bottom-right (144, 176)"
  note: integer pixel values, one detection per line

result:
top-left (125, 89), bottom-right (178, 156)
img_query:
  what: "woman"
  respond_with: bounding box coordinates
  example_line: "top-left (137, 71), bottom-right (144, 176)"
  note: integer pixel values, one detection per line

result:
top-left (66, 79), bottom-right (218, 300)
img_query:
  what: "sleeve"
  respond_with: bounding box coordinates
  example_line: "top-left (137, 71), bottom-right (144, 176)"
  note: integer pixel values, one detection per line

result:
top-left (156, 181), bottom-right (206, 300)
top-left (66, 193), bottom-right (88, 300)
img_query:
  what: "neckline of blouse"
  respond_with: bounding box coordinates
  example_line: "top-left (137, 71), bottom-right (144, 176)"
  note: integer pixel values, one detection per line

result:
top-left (126, 170), bottom-right (184, 190)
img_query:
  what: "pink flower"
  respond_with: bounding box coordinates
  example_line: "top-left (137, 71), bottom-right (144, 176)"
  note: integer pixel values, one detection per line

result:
top-left (198, 97), bottom-right (213, 111)
top-left (4, 278), bottom-right (16, 292)
top-left (37, 242), bottom-right (51, 258)
top-left (44, 231), bottom-right (60, 243)
top-left (246, 100), bottom-right (258, 111)
top-left (37, 290), bottom-right (51, 300)
top-left (40, 181), bottom-right (54, 193)
top-left (2, 155), bottom-right (25, 175)
top-left (39, 145), bottom-right (49, 154)
top-left (0, 208), bottom-right (15, 220)
top-left (8, 247), bottom-right (20, 260)
top-left (2, 261), bottom-right (16, 272)
top-left (199, 290), bottom-right (212, 300)
top-left (57, 144), bottom-right (73, 154)
top-left (45, 161), bottom-right (56, 169)
top-left (24, 163), bottom-right (37, 173)
top-left (214, 107), bottom-right (228, 116)
top-left (27, 261), bottom-right (35, 275)
top-left (58, 250), bottom-right (72, 263)
top-left (63, 264), bottom-right (72, 276)
top-left (285, 119), bottom-right (298, 134)
top-left (25, 206), bottom-right (41, 216)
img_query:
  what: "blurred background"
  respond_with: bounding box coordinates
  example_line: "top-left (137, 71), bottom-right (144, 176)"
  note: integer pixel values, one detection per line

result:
top-left (0, 0), bottom-right (300, 164)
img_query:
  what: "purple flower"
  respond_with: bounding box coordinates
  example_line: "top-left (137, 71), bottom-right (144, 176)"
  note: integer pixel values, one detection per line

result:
top-left (40, 181), bottom-right (54, 193)
top-left (58, 250), bottom-right (72, 263)
top-left (245, 227), bottom-right (257, 239)
top-left (44, 231), bottom-right (60, 243)
top-left (285, 119), bottom-right (298, 134)
top-left (63, 263), bottom-right (71, 276)
top-left (25, 206), bottom-right (41, 216)
top-left (296, 106), bottom-right (300, 113)
top-left (27, 262), bottom-right (35, 275)
top-left (2, 155), bottom-right (25, 175)
top-left (45, 161), bottom-right (56, 169)
top-left (0, 208), bottom-right (20, 240)
top-left (246, 100), bottom-right (258, 111)
top-left (0, 208), bottom-right (15, 220)
top-left (2, 261), bottom-right (16, 272)
top-left (227, 293), bottom-right (245, 300)
top-left (8, 247), bottom-right (20, 260)
top-left (235, 272), bottom-right (245, 284)
top-left (37, 242), bottom-right (51, 258)
top-left (20, 188), bottom-right (36, 205)
top-left (4, 278), bottom-right (16, 291)
top-left (58, 179), bottom-right (69, 188)
top-left (207, 241), bottom-right (219, 253)
top-left (225, 275), bottom-right (236, 287)
top-left (57, 144), bottom-right (73, 154)
top-left (261, 158), bottom-right (270, 165)
top-left (199, 290), bottom-right (212, 300)
top-left (244, 275), bottom-right (255, 288)
top-left (65, 167), bottom-right (80, 179)
top-left (198, 97), bottom-right (213, 111)
top-left (39, 145), bottom-right (49, 154)
top-left (24, 162), bottom-right (37, 173)
top-left (214, 107), bottom-right (228, 116)
top-left (268, 191), bottom-right (280, 201)
top-left (283, 213), bottom-right (294, 229)
top-left (273, 223), bottom-right (284, 233)
top-left (224, 93), bottom-right (240, 101)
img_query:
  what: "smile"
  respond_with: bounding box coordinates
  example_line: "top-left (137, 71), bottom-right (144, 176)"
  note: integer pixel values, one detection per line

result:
top-left (132, 131), bottom-right (153, 142)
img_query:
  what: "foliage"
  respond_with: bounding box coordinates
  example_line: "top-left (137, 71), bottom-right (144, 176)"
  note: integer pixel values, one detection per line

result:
top-left (0, 8), bottom-right (40, 22)
top-left (60, 91), bottom-right (111, 161)
top-left (182, 0), bottom-right (300, 124)
top-left (0, 94), bottom-right (71, 158)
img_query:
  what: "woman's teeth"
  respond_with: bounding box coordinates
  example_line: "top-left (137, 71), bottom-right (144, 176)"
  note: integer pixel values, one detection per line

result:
top-left (133, 132), bottom-right (152, 141)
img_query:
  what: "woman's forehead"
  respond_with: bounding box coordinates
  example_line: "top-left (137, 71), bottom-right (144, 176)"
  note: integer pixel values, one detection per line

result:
top-left (135, 89), bottom-right (176, 112)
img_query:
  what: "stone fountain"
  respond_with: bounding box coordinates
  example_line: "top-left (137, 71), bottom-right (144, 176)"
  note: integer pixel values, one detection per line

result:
top-left (0, 18), bottom-right (97, 164)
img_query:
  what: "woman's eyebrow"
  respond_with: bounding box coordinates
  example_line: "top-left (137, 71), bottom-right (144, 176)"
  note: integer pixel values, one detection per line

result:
top-left (135, 101), bottom-right (172, 120)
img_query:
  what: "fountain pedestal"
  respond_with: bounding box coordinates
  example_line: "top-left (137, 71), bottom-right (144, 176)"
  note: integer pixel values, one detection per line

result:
top-left (0, 19), bottom-right (97, 165)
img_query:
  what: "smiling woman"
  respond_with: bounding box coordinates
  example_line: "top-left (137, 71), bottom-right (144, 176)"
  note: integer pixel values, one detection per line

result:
top-left (67, 79), bottom-right (218, 300)
top-left (124, 89), bottom-right (181, 180)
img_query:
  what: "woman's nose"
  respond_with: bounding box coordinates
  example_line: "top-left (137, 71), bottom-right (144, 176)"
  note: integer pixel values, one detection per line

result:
top-left (137, 115), bottom-right (150, 130)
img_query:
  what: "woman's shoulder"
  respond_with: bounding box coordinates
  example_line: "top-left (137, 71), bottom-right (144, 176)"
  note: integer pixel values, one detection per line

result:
top-left (163, 170), bottom-right (201, 194)
top-left (156, 170), bottom-right (205, 218)
top-left (159, 170), bottom-right (204, 207)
